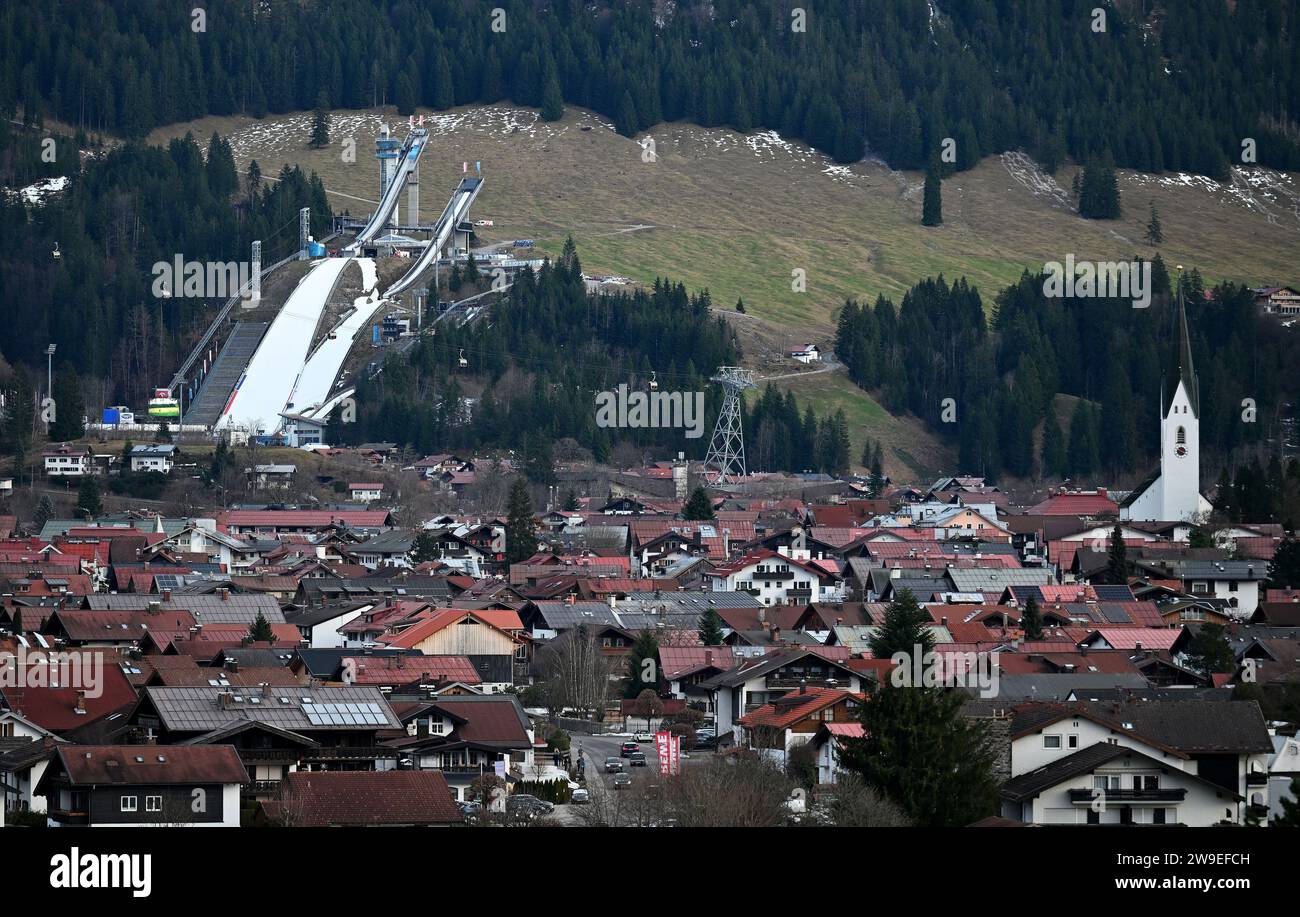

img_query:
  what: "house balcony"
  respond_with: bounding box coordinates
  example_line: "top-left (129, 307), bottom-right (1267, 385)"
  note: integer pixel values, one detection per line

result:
top-left (1246, 772), bottom-right (1268, 788)
top-left (242, 779), bottom-right (282, 797)
top-left (1067, 788), bottom-right (1187, 804)
top-left (47, 808), bottom-right (90, 826)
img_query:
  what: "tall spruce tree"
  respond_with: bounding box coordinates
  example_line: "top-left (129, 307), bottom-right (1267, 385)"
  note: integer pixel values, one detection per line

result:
top-left (698, 604), bottom-right (724, 645)
top-left (1021, 594), bottom-right (1044, 640)
top-left (1105, 525), bottom-right (1130, 585)
top-left (869, 588), bottom-right (934, 660)
top-left (1145, 201), bottom-right (1164, 245)
top-left (683, 487), bottom-right (715, 520)
top-left (838, 681), bottom-right (999, 827)
top-left (310, 91), bottom-right (331, 148)
top-left (505, 479), bottom-right (536, 565)
top-left (922, 158), bottom-right (943, 227)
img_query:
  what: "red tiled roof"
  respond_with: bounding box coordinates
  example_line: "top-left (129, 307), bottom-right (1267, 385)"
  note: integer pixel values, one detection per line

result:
top-left (264, 771), bottom-right (461, 825)
top-left (737, 687), bottom-right (863, 730)
top-left (343, 654), bottom-right (481, 685)
top-left (57, 745), bottom-right (247, 785)
top-left (1, 651), bottom-right (139, 732)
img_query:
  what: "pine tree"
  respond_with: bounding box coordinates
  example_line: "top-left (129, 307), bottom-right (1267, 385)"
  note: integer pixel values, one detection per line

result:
top-left (683, 487), bottom-right (715, 520)
top-left (248, 610), bottom-right (274, 643)
top-left (1021, 595), bottom-right (1044, 640)
top-left (623, 629), bottom-right (659, 698)
top-left (1145, 200), bottom-right (1164, 245)
top-left (921, 159), bottom-right (943, 227)
top-left (49, 363), bottom-right (85, 441)
top-left (562, 489), bottom-right (580, 511)
top-left (1105, 525), bottom-right (1130, 585)
top-left (32, 495), bottom-right (53, 532)
top-left (870, 443), bottom-right (885, 498)
top-left (1183, 623), bottom-right (1236, 674)
top-left (615, 90), bottom-right (638, 137)
top-left (505, 479), bottom-right (536, 566)
top-left (541, 74), bottom-right (563, 122)
top-left (10, 608), bottom-right (21, 636)
top-left (837, 680), bottom-right (999, 827)
top-left (1267, 536), bottom-right (1300, 589)
top-left (698, 604), bottom-right (724, 645)
top-left (310, 91), bottom-right (331, 148)
top-left (869, 588), bottom-right (934, 660)
top-left (409, 529), bottom-right (442, 564)
top-left (1078, 152), bottom-right (1121, 219)
top-left (1042, 407), bottom-right (1067, 479)
top-left (75, 475), bottom-right (102, 519)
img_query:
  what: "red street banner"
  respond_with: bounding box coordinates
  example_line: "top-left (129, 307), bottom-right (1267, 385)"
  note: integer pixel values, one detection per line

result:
top-left (655, 731), bottom-right (680, 776)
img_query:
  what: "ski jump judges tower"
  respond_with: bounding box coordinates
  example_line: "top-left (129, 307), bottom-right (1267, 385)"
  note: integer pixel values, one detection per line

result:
top-left (704, 366), bottom-right (756, 484)
top-left (376, 122), bottom-right (403, 229)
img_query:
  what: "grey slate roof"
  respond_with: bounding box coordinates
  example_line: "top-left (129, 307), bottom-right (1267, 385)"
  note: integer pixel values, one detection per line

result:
top-left (83, 593), bottom-right (285, 625)
top-left (140, 685), bottom-right (401, 734)
top-left (947, 568), bottom-right (1055, 591)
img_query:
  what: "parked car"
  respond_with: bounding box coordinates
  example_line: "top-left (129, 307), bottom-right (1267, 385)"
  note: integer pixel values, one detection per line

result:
top-left (570, 788), bottom-right (590, 804)
top-left (459, 800), bottom-right (482, 818)
top-left (620, 742), bottom-right (640, 757)
top-left (605, 756), bottom-right (624, 773)
top-left (629, 751), bottom-right (648, 767)
top-left (633, 731), bottom-right (654, 742)
top-left (612, 773), bottom-right (633, 789)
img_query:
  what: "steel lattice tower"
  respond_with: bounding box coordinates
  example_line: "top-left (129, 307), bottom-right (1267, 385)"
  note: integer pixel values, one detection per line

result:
top-left (703, 367), bottom-right (756, 483)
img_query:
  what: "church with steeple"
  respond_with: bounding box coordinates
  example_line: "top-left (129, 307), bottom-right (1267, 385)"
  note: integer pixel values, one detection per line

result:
top-left (1119, 293), bottom-right (1214, 523)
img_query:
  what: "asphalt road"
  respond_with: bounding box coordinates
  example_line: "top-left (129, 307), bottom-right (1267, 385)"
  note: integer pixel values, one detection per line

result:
top-left (551, 730), bottom-right (708, 825)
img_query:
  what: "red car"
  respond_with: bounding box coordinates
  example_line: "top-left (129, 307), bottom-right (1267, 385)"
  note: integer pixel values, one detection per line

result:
top-left (620, 742), bottom-right (640, 758)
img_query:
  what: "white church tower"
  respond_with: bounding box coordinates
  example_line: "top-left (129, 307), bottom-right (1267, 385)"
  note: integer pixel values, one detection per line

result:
top-left (1119, 288), bottom-right (1213, 522)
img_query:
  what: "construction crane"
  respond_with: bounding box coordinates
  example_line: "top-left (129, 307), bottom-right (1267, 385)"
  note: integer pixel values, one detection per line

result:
top-left (703, 366), bottom-right (756, 484)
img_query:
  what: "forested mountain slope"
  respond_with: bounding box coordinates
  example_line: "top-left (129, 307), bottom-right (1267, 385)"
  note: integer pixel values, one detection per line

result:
top-left (3, 0), bottom-right (1298, 176)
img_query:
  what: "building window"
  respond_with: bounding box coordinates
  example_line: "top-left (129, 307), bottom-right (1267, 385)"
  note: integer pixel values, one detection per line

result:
top-left (121, 795), bottom-right (138, 812)
top-left (1135, 775), bottom-right (1159, 791)
top-left (1067, 734), bottom-right (1079, 749)
top-left (1153, 807), bottom-right (1168, 825)
top-left (1044, 734), bottom-right (1062, 749)
top-left (1176, 427), bottom-right (1186, 444)
top-left (145, 795), bottom-right (162, 813)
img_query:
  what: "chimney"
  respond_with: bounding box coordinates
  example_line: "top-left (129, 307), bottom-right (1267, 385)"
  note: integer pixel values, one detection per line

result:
top-left (1079, 644), bottom-right (1089, 656)
top-left (772, 626), bottom-right (781, 643)
top-left (705, 650), bottom-right (714, 666)
top-left (941, 616), bottom-right (948, 626)
top-left (1135, 641), bottom-right (1143, 652)
top-left (564, 593), bottom-right (575, 606)
top-left (219, 587), bottom-right (230, 602)
top-left (161, 588), bottom-right (172, 603)
top-left (608, 594), bottom-right (617, 610)
top-left (225, 659), bottom-right (239, 673)
top-left (218, 689), bottom-right (233, 709)
top-left (799, 679), bottom-right (807, 695)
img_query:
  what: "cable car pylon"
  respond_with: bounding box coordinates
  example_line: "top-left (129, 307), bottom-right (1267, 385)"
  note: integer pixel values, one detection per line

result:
top-left (703, 366), bottom-right (756, 484)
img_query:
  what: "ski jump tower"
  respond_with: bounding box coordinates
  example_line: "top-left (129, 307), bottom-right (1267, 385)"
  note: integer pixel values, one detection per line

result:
top-left (376, 123), bottom-right (403, 229)
top-left (703, 367), bottom-right (756, 484)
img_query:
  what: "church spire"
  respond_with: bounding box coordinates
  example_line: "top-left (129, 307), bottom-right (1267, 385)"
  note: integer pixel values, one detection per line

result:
top-left (1164, 272), bottom-right (1199, 419)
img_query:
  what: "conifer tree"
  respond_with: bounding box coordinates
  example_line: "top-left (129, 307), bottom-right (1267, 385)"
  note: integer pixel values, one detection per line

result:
top-left (922, 158), bottom-right (943, 227)
top-left (310, 91), bottom-right (331, 148)
top-left (505, 479), bottom-right (536, 566)
top-left (869, 589), bottom-right (934, 660)
top-left (1145, 200), bottom-right (1164, 245)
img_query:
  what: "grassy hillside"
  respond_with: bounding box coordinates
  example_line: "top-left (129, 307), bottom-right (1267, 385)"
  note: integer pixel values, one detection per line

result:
top-left (149, 103), bottom-right (1300, 481)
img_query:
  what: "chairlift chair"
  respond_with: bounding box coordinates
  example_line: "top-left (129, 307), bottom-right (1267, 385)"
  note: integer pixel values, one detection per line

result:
top-left (458, 349), bottom-right (468, 368)
top-left (649, 371), bottom-right (659, 391)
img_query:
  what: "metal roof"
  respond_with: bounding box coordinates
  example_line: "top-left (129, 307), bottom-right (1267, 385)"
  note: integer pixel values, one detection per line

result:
top-left (141, 685), bottom-right (401, 733)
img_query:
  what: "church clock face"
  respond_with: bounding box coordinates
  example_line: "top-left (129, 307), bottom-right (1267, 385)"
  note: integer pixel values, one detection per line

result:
top-left (1176, 445), bottom-right (1187, 457)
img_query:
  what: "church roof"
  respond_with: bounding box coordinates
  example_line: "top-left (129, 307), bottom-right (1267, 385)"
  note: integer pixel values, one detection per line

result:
top-left (1163, 291), bottom-right (1199, 418)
